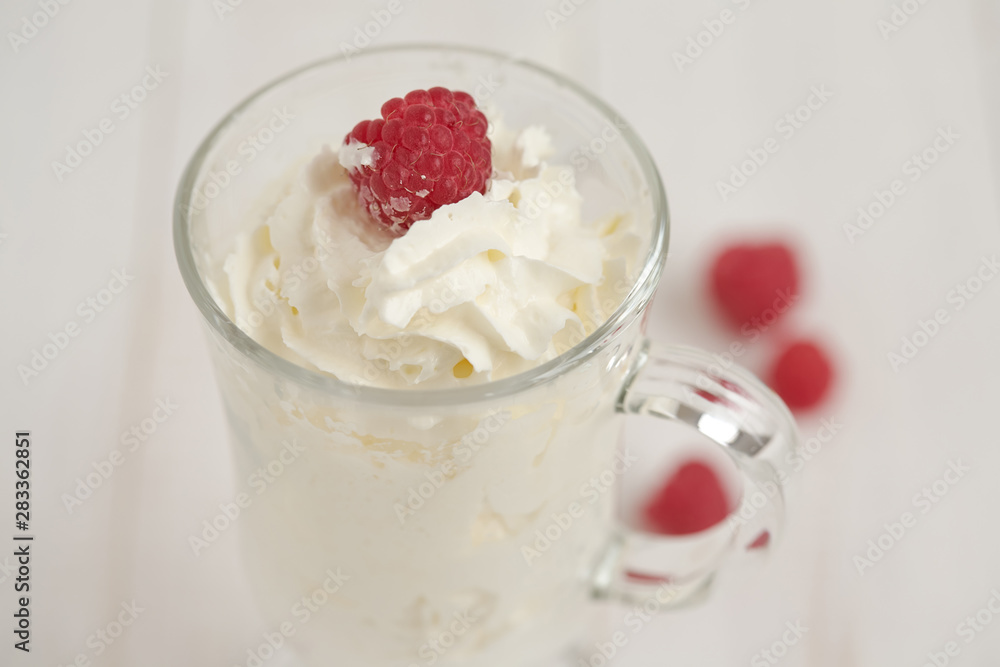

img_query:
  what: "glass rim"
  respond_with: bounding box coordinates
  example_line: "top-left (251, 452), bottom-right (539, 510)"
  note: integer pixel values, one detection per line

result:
top-left (173, 42), bottom-right (670, 407)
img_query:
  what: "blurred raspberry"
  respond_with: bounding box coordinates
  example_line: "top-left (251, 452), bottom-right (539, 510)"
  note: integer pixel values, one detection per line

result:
top-left (768, 339), bottom-right (834, 411)
top-left (644, 460), bottom-right (732, 536)
top-left (342, 87), bottom-right (492, 233)
top-left (748, 531), bottom-right (770, 550)
top-left (710, 242), bottom-right (800, 332)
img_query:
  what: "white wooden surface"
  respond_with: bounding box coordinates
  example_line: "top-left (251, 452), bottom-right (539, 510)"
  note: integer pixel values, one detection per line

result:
top-left (1, 0), bottom-right (999, 665)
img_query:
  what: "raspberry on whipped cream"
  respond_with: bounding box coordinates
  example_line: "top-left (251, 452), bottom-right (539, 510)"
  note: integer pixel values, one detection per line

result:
top-left (341, 87), bottom-right (492, 234)
top-left (219, 113), bottom-right (640, 389)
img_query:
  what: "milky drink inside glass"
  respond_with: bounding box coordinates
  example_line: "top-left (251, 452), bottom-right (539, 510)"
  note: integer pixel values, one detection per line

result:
top-left (175, 46), bottom-right (798, 667)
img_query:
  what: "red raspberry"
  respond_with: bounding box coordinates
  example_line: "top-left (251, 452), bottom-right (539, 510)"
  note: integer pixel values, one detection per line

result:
top-left (748, 531), bottom-right (770, 550)
top-left (710, 242), bottom-right (800, 331)
top-left (644, 460), bottom-right (732, 536)
top-left (768, 339), bottom-right (834, 411)
top-left (342, 87), bottom-right (492, 233)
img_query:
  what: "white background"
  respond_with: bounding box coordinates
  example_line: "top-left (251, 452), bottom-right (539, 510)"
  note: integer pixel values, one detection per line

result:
top-left (1, 0), bottom-right (999, 665)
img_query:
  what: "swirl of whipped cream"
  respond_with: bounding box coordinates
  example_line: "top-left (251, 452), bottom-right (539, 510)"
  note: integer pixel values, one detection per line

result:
top-left (218, 123), bottom-right (639, 389)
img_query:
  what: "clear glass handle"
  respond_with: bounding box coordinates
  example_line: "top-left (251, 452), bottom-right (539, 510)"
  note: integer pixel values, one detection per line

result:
top-left (591, 340), bottom-right (799, 606)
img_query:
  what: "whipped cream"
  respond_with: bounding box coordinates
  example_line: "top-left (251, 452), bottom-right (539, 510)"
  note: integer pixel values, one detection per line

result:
top-left (216, 122), bottom-right (639, 389)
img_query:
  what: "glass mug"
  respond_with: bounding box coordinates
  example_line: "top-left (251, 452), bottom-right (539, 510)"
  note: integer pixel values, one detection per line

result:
top-left (174, 45), bottom-right (798, 667)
